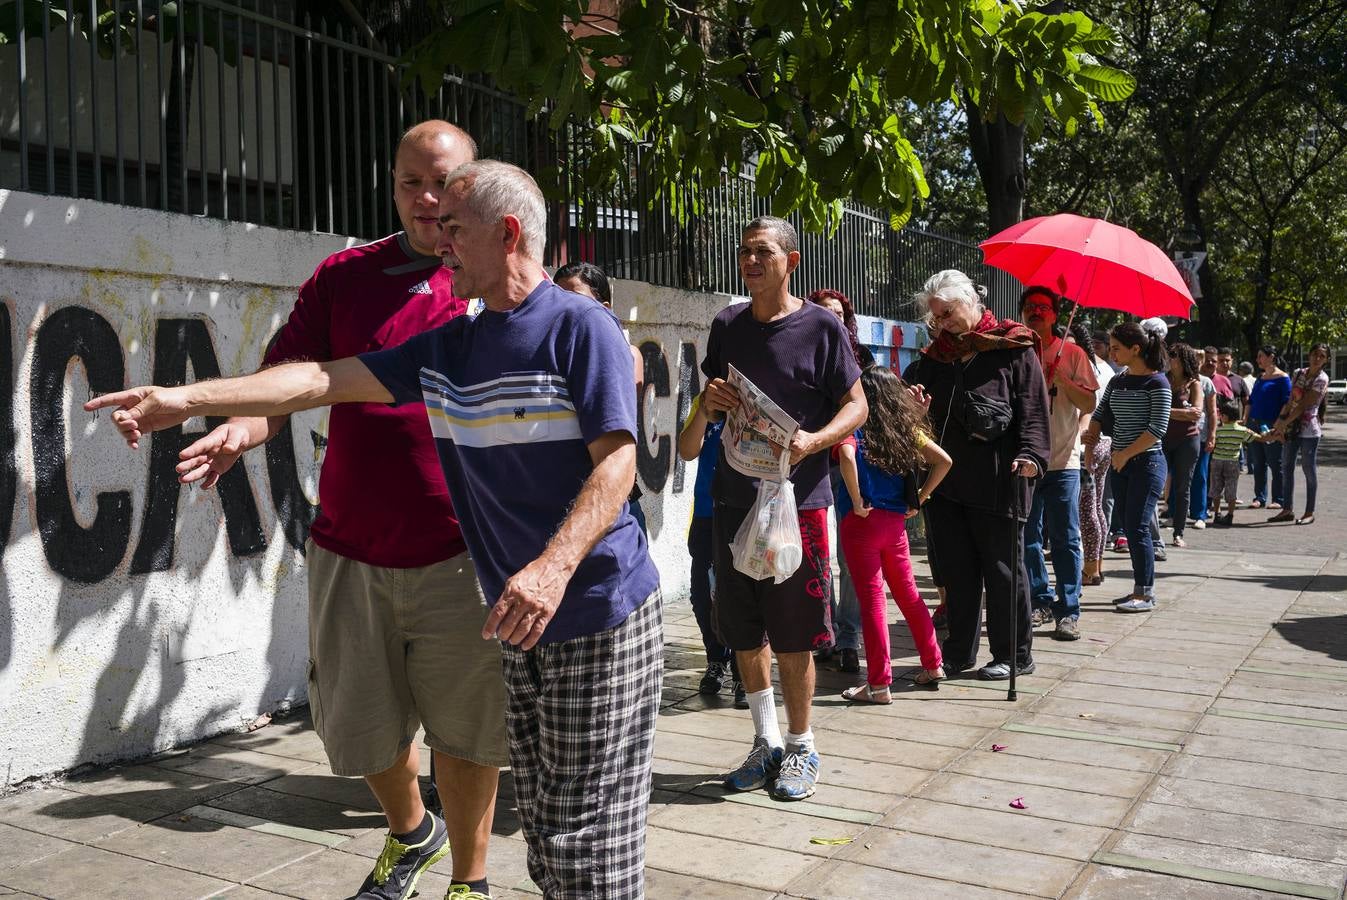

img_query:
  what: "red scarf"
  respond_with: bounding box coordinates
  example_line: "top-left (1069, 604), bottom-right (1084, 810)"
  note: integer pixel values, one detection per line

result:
top-left (923, 310), bottom-right (1038, 363)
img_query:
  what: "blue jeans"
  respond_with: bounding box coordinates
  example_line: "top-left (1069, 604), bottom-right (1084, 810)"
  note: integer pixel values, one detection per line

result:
top-left (687, 517), bottom-right (732, 666)
top-left (1111, 451), bottom-right (1167, 598)
top-left (1247, 425), bottom-right (1284, 505)
top-left (1024, 469), bottom-right (1083, 621)
top-left (1163, 434), bottom-right (1201, 537)
top-left (1283, 436), bottom-right (1320, 515)
top-left (1190, 448), bottom-right (1212, 521)
top-left (831, 540), bottom-right (862, 650)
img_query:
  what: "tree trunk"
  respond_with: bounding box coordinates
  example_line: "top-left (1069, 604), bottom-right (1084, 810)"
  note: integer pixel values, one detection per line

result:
top-left (1242, 230), bottom-right (1275, 360)
top-left (1176, 178), bottom-right (1221, 346)
top-left (965, 104), bottom-right (1026, 236)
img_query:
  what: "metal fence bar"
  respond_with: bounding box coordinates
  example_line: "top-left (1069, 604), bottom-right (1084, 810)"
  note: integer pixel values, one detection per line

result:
top-left (319, 15), bottom-right (332, 232)
top-left (155, 0), bottom-right (166, 208)
top-left (43, 0), bottom-right (54, 191)
top-left (135, 0), bottom-right (145, 205)
top-left (216, 3), bottom-right (227, 218)
top-left (174, 0), bottom-right (186, 211)
top-left (114, 0), bottom-right (125, 203)
top-left (66, 0), bottom-right (77, 197)
top-left (235, 1), bottom-right (246, 223)
top-left (197, 0), bottom-right (207, 214)
top-left (251, 1), bottom-right (263, 222)
top-left (271, 0), bottom-right (282, 226)
top-left (16, 0), bottom-right (29, 190)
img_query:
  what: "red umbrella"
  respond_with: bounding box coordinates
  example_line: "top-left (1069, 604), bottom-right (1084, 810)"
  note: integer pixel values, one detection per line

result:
top-left (980, 213), bottom-right (1195, 320)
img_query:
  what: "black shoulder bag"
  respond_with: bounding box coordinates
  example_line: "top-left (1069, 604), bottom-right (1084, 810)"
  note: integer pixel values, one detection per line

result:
top-left (953, 355), bottom-right (1015, 443)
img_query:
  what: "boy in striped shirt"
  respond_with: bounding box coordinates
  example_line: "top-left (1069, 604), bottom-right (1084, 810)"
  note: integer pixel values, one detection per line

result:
top-left (1211, 398), bottom-right (1269, 526)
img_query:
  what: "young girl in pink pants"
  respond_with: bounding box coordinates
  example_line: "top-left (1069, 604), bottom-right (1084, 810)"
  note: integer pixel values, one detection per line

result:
top-left (836, 367), bottom-right (953, 703)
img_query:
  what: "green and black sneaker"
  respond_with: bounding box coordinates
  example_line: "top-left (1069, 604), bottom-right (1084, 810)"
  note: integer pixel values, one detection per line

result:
top-left (445, 885), bottom-right (493, 899)
top-left (348, 812), bottom-right (451, 900)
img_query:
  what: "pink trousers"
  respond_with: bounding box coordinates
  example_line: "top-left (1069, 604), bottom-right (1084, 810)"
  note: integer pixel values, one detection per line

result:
top-left (839, 509), bottom-right (942, 684)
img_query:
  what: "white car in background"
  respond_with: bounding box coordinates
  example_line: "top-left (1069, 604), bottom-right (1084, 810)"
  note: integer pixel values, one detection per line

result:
top-left (1326, 379), bottom-right (1347, 405)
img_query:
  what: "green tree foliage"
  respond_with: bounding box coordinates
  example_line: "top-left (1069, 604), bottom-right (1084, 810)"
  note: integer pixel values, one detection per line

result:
top-left (409, 0), bottom-right (1132, 231)
top-left (1084, 0), bottom-right (1347, 342)
top-left (1211, 100), bottom-right (1347, 356)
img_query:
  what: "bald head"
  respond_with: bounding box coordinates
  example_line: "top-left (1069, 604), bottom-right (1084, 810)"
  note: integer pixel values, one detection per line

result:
top-left (393, 121), bottom-right (477, 256)
top-left (394, 120), bottom-right (477, 169)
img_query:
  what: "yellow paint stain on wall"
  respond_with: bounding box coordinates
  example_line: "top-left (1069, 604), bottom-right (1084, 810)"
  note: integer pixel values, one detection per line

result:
top-left (235, 287), bottom-right (282, 371)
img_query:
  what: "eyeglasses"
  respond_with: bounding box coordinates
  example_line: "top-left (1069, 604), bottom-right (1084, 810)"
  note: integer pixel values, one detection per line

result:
top-left (1022, 302), bottom-right (1054, 313)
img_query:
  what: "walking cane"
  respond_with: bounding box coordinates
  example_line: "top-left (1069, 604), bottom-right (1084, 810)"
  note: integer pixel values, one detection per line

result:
top-left (1008, 475), bottom-right (1023, 703)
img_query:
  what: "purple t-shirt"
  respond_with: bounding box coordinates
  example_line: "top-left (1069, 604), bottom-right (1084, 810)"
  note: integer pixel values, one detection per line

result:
top-left (359, 280), bottom-right (659, 644)
top-left (701, 301), bottom-right (861, 510)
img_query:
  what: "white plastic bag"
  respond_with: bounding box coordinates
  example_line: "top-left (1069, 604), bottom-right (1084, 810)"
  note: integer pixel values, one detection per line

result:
top-left (730, 451), bottom-right (803, 583)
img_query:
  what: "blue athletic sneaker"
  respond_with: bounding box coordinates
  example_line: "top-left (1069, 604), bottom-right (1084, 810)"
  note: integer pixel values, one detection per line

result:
top-left (769, 741), bottom-right (820, 801)
top-left (723, 737), bottom-right (783, 792)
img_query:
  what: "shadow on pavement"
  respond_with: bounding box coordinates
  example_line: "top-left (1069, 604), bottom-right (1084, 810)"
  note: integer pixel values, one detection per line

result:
top-left (1272, 614), bottom-right (1347, 663)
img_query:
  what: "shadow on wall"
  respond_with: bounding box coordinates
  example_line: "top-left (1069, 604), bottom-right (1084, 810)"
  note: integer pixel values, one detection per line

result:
top-left (7, 301), bottom-right (315, 781)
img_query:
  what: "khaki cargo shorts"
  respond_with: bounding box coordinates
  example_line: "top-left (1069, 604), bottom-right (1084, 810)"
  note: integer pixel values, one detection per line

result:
top-left (305, 541), bottom-right (509, 776)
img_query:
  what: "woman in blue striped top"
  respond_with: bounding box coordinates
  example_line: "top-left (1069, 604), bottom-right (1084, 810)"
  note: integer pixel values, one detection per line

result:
top-left (1083, 320), bottom-right (1171, 612)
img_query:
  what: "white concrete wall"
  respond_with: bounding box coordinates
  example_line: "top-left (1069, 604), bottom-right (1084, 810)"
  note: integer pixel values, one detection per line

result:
top-left (0, 189), bottom-right (734, 785)
top-left (1, 190), bottom-right (348, 786)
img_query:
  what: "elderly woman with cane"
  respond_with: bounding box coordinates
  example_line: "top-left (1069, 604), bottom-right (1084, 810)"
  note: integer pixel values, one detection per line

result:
top-left (904, 270), bottom-right (1050, 681)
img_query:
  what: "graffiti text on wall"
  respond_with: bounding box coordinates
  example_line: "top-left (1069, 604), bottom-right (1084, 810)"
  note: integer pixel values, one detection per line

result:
top-left (4, 309), bottom-right (703, 582)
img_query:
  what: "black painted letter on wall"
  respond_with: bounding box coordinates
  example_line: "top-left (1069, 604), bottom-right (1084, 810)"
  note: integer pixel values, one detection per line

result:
top-left (31, 307), bottom-right (133, 582)
top-left (129, 319), bottom-right (266, 573)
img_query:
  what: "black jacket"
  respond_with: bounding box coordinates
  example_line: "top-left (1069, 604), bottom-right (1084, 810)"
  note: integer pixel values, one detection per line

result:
top-left (905, 346), bottom-right (1051, 519)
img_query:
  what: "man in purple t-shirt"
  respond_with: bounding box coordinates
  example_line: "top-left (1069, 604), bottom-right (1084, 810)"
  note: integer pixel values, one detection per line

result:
top-left (91, 161), bottom-right (661, 899)
top-left (171, 122), bottom-right (506, 899)
top-left (701, 217), bottom-right (867, 802)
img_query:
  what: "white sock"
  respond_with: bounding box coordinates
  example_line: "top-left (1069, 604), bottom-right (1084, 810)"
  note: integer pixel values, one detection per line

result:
top-left (747, 688), bottom-right (783, 749)
top-left (785, 729), bottom-right (815, 751)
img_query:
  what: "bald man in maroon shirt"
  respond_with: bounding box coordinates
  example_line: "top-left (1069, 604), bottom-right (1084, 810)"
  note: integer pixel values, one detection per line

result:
top-left (177, 122), bottom-right (504, 899)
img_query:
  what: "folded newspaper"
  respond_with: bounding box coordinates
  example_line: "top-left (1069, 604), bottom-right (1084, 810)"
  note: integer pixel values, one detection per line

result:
top-left (723, 364), bottom-right (799, 479)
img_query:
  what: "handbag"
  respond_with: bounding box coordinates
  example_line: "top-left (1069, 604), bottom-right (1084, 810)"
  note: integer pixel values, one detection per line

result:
top-left (953, 356), bottom-right (1014, 443)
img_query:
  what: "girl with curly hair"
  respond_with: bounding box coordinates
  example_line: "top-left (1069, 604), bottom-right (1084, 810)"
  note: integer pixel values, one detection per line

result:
top-left (835, 366), bottom-right (953, 702)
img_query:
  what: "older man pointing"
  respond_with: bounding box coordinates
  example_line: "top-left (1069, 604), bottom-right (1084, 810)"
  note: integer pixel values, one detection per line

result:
top-left (89, 161), bottom-right (663, 900)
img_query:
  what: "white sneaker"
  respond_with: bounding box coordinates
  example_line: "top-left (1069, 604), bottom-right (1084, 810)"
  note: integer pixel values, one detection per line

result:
top-left (1192, 519), bottom-right (1207, 530)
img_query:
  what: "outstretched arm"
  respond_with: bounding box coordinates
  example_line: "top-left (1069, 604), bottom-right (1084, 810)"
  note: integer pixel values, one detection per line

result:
top-left (84, 357), bottom-right (392, 449)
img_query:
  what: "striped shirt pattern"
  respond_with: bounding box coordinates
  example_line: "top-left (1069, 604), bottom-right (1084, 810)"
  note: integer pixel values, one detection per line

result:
top-left (420, 369), bottom-right (583, 448)
top-left (358, 280), bottom-right (660, 644)
top-left (1212, 422), bottom-right (1257, 461)
top-left (1093, 372), bottom-right (1171, 452)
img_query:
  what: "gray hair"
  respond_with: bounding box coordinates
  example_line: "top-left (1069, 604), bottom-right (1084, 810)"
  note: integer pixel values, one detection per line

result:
top-left (443, 160), bottom-right (546, 260)
top-left (914, 269), bottom-right (987, 325)
top-left (743, 216), bottom-right (798, 254)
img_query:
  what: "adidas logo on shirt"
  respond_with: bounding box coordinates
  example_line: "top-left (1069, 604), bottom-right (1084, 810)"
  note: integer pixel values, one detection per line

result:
top-left (408, 280), bottom-right (433, 295)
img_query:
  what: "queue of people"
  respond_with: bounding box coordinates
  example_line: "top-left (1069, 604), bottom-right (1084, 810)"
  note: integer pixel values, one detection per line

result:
top-left (82, 116), bottom-right (1334, 900)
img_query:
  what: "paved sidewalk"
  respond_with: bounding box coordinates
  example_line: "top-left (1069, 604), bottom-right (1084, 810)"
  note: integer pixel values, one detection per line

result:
top-left (3, 540), bottom-right (1346, 899)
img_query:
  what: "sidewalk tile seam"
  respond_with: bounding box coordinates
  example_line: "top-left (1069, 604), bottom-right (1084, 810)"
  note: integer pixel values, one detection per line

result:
top-left (1091, 851), bottom-right (1340, 900)
top-left (1139, 793), bottom-right (1347, 844)
top-left (1239, 665), bottom-right (1347, 684)
top-left (1209, 707), bottom-right (1347, 732)
top-left (1000, 722), bottom-right (1184, 752)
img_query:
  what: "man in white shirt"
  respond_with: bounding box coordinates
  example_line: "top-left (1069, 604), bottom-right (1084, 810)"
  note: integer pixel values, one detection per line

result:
top-left (1021, 289), bottom-right (1098, 641)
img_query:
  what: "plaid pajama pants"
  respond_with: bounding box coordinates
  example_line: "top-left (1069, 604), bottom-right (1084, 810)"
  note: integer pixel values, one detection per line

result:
top-left (501, 591), bottom-right (664, 899)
